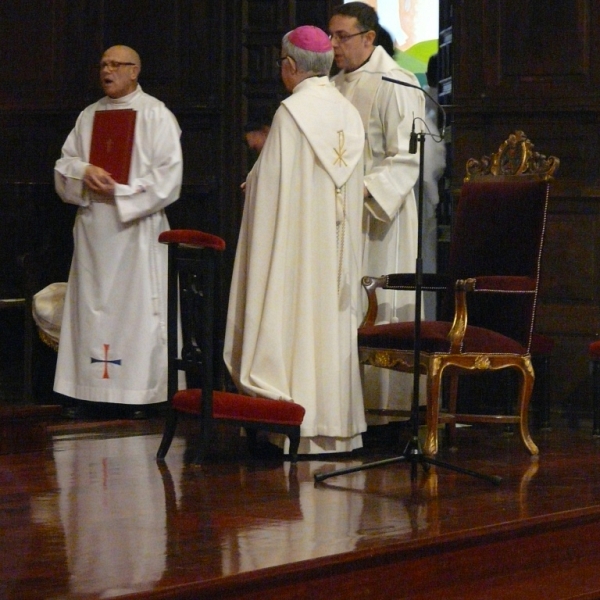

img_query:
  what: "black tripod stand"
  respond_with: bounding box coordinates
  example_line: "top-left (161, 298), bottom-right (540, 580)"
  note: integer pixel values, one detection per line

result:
top-left (315, 81), bottom-right (501, 486)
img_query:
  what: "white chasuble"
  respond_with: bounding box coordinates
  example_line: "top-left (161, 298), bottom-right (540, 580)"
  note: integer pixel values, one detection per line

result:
top-left (224, 77), bottom-right (367, 454)
top-left (332, 46), bottom-right (426, 418)
top-left (54, 86), bottom-right (183, 405)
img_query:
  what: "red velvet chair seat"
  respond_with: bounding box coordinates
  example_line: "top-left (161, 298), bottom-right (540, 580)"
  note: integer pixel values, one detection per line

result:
top-left (158, 229), bottom-right (226, 250)
top-left (358, 321), bottom-right (526, 355)
top-left (173, 390), bottom-right (306, 426)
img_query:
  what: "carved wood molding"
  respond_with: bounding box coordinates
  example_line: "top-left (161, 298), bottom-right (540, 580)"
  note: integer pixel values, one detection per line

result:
top-left (465, 131), bottom-right (560, 182)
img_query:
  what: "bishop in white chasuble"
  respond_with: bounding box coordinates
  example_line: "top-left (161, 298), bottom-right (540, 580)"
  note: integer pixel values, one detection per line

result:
top-left (224, 27), bottom-right (367, 454)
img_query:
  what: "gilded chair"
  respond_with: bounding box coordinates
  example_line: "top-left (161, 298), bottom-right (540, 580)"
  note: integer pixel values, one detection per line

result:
top-left (468, 133), bottom-right (557, 432)
top-left (358, 131), bottom-right (558, 455)
top-left (156, 229), bottom-right (306, 464)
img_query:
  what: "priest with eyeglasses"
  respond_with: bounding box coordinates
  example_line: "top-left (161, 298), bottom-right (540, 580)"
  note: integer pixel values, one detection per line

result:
top-left (53, 45), bottom-right (182, 419)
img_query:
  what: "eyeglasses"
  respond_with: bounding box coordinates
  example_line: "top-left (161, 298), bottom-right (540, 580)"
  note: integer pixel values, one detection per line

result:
top-left (276, 56), bottom-right (292, 67)
top-left (99, 61), bottom-right (136, 72)
top-left (329, 30), bottom-right (368, 44)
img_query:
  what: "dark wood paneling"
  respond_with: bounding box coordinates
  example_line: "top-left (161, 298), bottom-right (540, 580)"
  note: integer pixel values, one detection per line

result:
top-left (100, 0), bottom-right (224, 109)
top-left (450, 112), bottom-right (600, 187)
top-left (454, 0), bottom-right (600, 108)
top-left (0, 0), bottom-right (64, 109)
top-left (0, 1), bottom-right (232, 217)
top-left (535, 193), bottom-right (600, 414)
top-left (240, 0), bottom-right (337, 166)
top-left (296, 0), bottom-right (334, 30)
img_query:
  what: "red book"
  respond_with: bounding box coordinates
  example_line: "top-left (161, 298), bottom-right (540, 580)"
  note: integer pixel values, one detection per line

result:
top-left (89, 109), bottom-right (137, 184)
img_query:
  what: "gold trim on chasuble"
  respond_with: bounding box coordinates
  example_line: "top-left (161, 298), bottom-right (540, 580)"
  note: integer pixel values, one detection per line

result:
top-left (334, 130), bottom-right (348, 294)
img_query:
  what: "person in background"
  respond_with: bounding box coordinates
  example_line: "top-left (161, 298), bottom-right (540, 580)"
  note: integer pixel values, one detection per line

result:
top-left (224, 26), bottom-right (367, 455)
top-left (54, 44), bottom-right (183, 419)
top-left (375, 25), bottom-right (395, 58)
top-left (244, 122), bottom-right (271, 155)
top-left (329, 2), bottom-right (425, 419)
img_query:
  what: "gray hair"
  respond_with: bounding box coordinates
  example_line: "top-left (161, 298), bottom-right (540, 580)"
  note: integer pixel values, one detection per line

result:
top-left (282, 33), bottom-right (333, 76)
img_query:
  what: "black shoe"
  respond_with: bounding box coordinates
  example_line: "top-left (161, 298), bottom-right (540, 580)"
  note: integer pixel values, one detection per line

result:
top-left (249, 439), bottom-right (284, 459)
top-left (129, 408), bottom-right (150, 420)
top-left (62, 405), bottom-right (85, 420)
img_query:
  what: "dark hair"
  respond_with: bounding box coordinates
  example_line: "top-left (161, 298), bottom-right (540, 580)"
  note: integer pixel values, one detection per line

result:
top-left (244, 106), bottom-right (276, 132)
top-left (331, 2), bottom-right (379, 33)
top-left (426, 53), bottom-right (439, 88)
top-left (375, 26), bottom-right (395, 58)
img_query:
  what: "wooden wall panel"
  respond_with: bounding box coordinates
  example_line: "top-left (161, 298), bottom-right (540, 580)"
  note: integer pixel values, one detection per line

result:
top-left (296, 0), bottom-right (335, 30)
top-left (0, 1), bottom-right (123, 111)
top-left (497, 3), bottom-right (589, 78)
top-left (0, 0), bottom-right (227, 174)
top-left (0, 0), bottom-right (64, 109)
top-left (541, 212), bottom-right (596, 303)
top-left (240, 0), bottom-right (336, 171)
top-left (455, 0), bottom-right (600, 108)
top-left (101, 2), bottom-right (182, 102)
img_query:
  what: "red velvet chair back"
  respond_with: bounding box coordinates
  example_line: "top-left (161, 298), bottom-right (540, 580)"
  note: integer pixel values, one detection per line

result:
top-left (441, 180), bottom-right (550, 351)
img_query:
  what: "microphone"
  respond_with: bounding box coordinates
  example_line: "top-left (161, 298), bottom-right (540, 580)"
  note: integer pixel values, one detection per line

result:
top-left (409, 119), bottom-right (417, 154)
top-left (382, 75), bottom-right (447, 142)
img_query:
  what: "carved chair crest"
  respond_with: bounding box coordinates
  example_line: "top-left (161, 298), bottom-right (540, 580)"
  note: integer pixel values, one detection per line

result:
top-left (465, 130), bottom-right (559, 182)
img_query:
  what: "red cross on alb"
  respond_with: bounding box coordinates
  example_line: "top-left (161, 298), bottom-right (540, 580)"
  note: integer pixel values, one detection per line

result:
top-left (91, 344), bottom-right (122, 379)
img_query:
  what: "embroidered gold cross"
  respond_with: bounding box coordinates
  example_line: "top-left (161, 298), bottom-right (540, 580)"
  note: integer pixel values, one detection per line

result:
top-left (333, 130), bottom-right (348, 167)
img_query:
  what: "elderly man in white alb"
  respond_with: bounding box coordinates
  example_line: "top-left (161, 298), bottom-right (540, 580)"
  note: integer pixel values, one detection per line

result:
top-left (54, 45), bottom-right (182, 419)
top-left (330, 2), bottom-right (425, 420)
top-left (224, 26), bottom-right (367, 455)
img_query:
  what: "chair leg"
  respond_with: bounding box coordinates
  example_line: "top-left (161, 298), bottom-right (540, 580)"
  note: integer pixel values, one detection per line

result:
top-left (190, 416), bottom-right (212, 465)
top-left (288, 427), bottom-right (301, 463)
top-left (244, 427), bottom-right (301, 463)
top-left (516, 362), bottom-right (539, 456)
top-left (593, 361), bottom-right (600, 437)
top-left (425, 366), bottom-right (444, 456)
top-left (157, 409), bottom-right (179, 460)
top-left (245, 428), bottom-right (259, 455)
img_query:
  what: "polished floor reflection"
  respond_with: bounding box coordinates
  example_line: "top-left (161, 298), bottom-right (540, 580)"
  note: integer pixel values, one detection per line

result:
top-left (2, 417), bottom-right (600, 599)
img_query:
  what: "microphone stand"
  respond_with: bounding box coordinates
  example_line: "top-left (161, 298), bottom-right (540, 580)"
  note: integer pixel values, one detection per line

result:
top-left (315, 77), bottom-right (500, 486)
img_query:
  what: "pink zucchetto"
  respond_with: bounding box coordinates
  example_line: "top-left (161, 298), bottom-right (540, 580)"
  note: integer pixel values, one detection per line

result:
top-left (288, 26), bottom-right (332, 53)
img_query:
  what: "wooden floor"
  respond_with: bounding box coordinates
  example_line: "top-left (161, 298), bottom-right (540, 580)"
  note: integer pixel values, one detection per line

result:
top-left (3, 412), bottom-right (600, 600)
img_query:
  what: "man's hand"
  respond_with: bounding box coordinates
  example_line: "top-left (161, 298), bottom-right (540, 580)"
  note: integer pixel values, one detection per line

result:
top-left (84, 165), bottom-right (116, 196)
